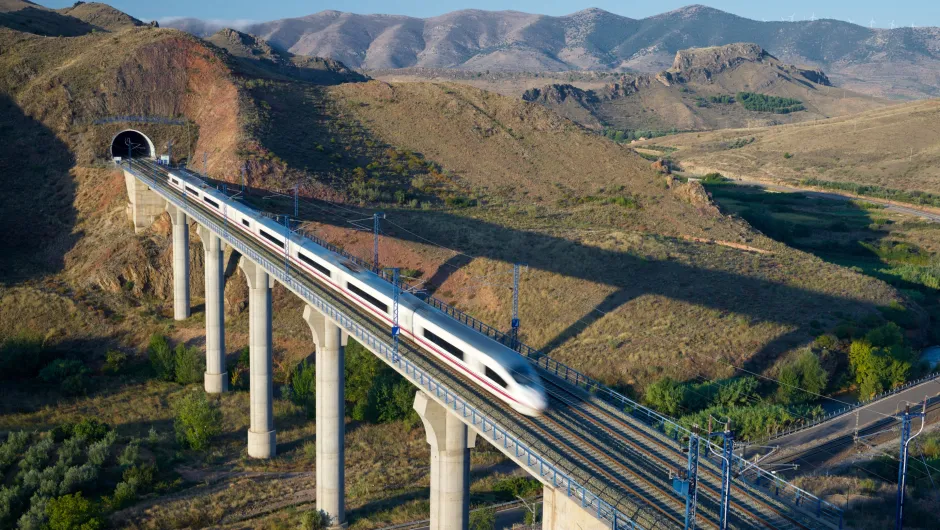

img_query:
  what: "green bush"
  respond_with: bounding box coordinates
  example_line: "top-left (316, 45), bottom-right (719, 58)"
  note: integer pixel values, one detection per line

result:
top-left (86, 431), bottom-right (117, 467)
top-left (680, 404), bottom-right (796, 441)
top-left (0, 431), bottom-right (30, 473)
top-left (45, 492), bottom-right (103, 530)
top-left (39, 360), bottom-right (88, 384)
top-left (72, 419), bottom-right (111, 443)
top-left (173, 343), bottom-right (204, 385)
top-left (776, 350), bottom-right (828, 404)
top-left (644, 377), bottom-right (685, 416)
top-left (0, 484), bottom-right (23, 527)
top-left (103, 350), bottom-right (128, 374)
top-left (173, 390), bottom-right (223, 451)
top-left (849, 339), bottom-right (912, 398)
top-left (148, 334), bottom-right (175, 382)
top-left (300, 509), bottom-right (330, 530)
top-left (0, 332), bottom-right (46, 380)
top-left (492, 476), bottom-right (541, 500)
top-left (714, 377), bottom-right (759, 408)
top-left (61, 374), bottom-right (89, 396)
top-left (117, 443), bottom-right (139, 467)
top-left (469, 506), bottom-right (496, 530)
top-left (58, 464), bottom-right (98, 496)
top-left (19, 438), bottom-right (54, 474)
top-left (290, 360), bottom-right (316, 417)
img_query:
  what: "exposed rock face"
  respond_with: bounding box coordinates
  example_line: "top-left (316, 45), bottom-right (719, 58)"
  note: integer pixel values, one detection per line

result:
top-left (797, 67), bottom-right (832, 86)
top-left (522, 84), bottom-right (597, 105)
top-left (665, 43), bottom-right (768, 83)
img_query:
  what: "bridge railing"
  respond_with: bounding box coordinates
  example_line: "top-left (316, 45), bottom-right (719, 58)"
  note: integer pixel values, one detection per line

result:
top-left (147, 161), bottom-right (843, 529)
top-left (125, 160), bottom-right (652, 530)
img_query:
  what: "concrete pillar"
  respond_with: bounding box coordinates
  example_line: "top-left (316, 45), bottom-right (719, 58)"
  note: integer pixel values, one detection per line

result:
top-left (413, 392), bottom-right (477, 530)
top-left (541, 484), bottom-right (608, 530)
top-left (239, 258), bottom-right (275, 458)
top-left (302, 306), bottom-right (349, 528)
top-left (167, 204), bottom-right (190, 321)
top-left (198, 226), bottom-right (227, 394)
top-left (123, 170), bottom-right (166, 233)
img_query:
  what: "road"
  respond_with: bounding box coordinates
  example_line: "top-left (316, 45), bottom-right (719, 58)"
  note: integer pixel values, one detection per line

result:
top-left (764, 378), bottom-right (940, 450)
top-left (726, 178), bottom-right (940, 223)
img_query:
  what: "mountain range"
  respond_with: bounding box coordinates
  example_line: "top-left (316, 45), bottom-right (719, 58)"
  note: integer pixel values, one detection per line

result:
top-left (162, 5), bottom-right (940, 99)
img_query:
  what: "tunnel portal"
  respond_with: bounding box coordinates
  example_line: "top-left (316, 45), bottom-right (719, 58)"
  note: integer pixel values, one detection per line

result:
top-left (110, 129), bottom-right (155, 159)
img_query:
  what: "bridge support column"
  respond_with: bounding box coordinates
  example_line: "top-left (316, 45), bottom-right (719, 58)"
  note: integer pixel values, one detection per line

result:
top-left (302, 306), bottom-right (348, 528)
top-left (123, 170), bottom-right (166, 233)
top-left (239, 258), bottom-right (275, 458)
top-left (413, 392), bottom-right (477, 530)
top-left (198, 226), bottom-right (228, 394)
top-left (541, 484), bottom-right (608, 530)
top-left (167, 204), bottom-right (190, 321)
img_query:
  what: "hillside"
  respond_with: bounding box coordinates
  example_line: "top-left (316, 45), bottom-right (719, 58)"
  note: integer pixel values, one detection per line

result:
top-left (522, 43), bottom-right (889, 132)
top-left (163, 5), bottom-right (940, 99)
top-left (636, 99), bottom-right (940, 195)
top-left (57, 1), bottom-right (144, 31)
top-left (205, 28), bottom-right (368, 84)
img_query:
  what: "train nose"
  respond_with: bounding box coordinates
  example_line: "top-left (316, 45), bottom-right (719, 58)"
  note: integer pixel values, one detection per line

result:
top-left (526, 387), bottom-right (548, 413)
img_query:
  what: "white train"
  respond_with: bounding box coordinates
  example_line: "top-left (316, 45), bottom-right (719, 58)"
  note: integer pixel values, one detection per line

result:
top-left (166, 170), bottom-right (547, 416)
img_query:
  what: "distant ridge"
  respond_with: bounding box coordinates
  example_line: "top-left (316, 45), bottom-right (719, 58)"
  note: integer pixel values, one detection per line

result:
top-left (162, 6), bottom-right (940, 99)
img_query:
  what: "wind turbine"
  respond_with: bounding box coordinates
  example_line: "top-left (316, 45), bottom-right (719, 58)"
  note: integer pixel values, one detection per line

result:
top-left (890, 20), bottom-right (896, 29)
top-left (869, 17), bottom-right (876, 29)
top-left (789, 13), bottom-right (796, 22)
top-left (810, 12), bottom-right (816, 22)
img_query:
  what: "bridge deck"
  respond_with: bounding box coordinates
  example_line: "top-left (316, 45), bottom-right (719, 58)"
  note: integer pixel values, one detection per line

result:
top-left (126, 158), bottom-right (835, 530)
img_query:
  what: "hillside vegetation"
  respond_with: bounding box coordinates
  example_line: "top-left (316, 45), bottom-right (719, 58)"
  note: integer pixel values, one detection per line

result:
top-left (638, 99), bottom-right (940, 197)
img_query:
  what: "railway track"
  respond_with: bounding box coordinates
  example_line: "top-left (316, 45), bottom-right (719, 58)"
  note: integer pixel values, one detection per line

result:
top-left (130, 159), bottom-right (834, 529)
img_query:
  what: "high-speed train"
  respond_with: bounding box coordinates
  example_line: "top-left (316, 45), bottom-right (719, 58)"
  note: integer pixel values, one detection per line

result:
top-left (165, 169), bottom-right (547, 416)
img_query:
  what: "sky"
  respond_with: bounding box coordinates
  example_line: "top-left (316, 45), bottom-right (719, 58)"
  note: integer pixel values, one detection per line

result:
top-left (40, 1), bottom-right (940, 29)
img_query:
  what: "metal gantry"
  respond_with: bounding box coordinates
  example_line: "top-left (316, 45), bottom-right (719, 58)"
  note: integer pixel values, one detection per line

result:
top-left (708, 418), bottom-right (735, 530)
top-left (684, 429), bottom-right (702, 530)
top-left (510, 263), bottom-right (521, 348)
top-left (373, 212), bottom-right (385, 272)
top-left (896, 399), bottom-right (927, 530)
top-left (389, 267), bottom-right (401, 363)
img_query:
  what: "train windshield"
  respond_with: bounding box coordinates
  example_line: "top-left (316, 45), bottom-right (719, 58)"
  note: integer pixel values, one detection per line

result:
top-left (508, 360), bottom-right (540, 388)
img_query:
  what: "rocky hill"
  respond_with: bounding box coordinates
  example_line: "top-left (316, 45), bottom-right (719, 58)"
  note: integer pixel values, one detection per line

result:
top-left (522, 43), bottom-right (886, 132)
top-left (163, 5), bottom-right (940, 99)
top-left (206, 28), bottom-right (368, 84)
top-left (57, 1), bottom-right (145, 31)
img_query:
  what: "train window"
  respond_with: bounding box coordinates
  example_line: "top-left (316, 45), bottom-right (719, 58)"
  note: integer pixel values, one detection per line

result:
top-left (171, 178), bottom-right (179, 185)
top-left (185, 186), bottom-right (200, 196)
top-left (423, 328), bottom-right (463, 360)
top-left (242, 219), bottom-right (250, 228)
top-left (485, 367), bottom-right (508, 388)
top-left (298, 252), bottom-right (331, 277)
top-left (347, 283), bottom-right (388, 313)
top-left (203, 196), bottom-right (219, 209)
top-left (259, 229), bottom-right (285, 249)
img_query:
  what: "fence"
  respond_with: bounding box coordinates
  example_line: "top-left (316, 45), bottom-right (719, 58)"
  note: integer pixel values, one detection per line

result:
top-left (126, 160), bottom-right (649, 530)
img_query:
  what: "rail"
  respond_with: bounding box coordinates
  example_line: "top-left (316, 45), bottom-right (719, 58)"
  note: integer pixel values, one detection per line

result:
top-left (144, 161), bottom-right (843, 528)
top-left (125, 160), bottom-right (647, 530)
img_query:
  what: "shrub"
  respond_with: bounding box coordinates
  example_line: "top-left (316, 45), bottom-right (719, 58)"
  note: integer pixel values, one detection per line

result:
top-left (102, 350), bottom-right (128, 374)
top-left (492, 476), bottom-right (541, 500)
top-left (117, 443), bottom-right (139, 467)
top-left (290, 360), bottom-right (316, 416)
top-left (19, 438), bottom-right (55, 474)
top-left (45, 493), bottom-right (103, 530)
top-left (58, 464), bottom-right (98, 496)
top-left (173, 390), bottom-right (223, 451)
top-left (0, 431), bottom-right (30, 473)
top-left (0, 332), bottom-right (46, 380)
top-left (86, 431), bottom-right (117, 467)
top-left (60, 374), bottom-right (89, 397)
top-left (72, 419), bottom-right (111, 443)
top-left (776, 350), bottom-right (828, 404)
top-left (148, 334), bottom-right (175, 382)
top-left (713, 377), bottom-right (760, 408)
top-left (849, 340), bottom-right (912, 398)
top-left (173, 343), bottom-right (204, 385)
top-left (0, 485), bottom-right (23, 527)
top-left (39, 360), bottom-right (88, 384)
top-left (108, 481), bottom-right (137, 510)
top-left (300, 510), bottom-right (330, 530)
top-left (469, 506), bottom-right (496, 530)
top-left (644, 377), bottom-right (685, 416)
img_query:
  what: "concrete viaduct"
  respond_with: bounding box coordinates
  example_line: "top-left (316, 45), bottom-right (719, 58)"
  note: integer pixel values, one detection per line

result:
top-left (117, 129), bottom-right (845, 530)
top-left (120, 155), bottom-right (616, 530)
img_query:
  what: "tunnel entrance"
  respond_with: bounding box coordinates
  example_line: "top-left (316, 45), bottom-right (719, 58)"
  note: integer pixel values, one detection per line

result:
top-left (110, 129), bottom-right (155, 159)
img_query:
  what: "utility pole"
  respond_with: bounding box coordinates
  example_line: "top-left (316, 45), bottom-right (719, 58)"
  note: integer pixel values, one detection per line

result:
top-left (167, 140), bottom-right (173, 167)
top-left (510, 263), bottom-right (521, 349)
top-left (896, 399), bottom-right (927, 530)
top-left (708, 418), bottom-right (734, 530)
top-left (682, 427), bottom-right (702, 530)
top-left (373, 212), bottom-right (385, 272)
top-left (294, 184), bottom-right (299, 218)
top-left (284, 216), bottom-right (291, 275)
top-left (389, 267), bottom-right (401, 363)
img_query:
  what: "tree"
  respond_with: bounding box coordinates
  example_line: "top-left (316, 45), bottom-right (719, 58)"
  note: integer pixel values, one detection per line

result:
top-left (45, 493), bottom-right (103, 530)
top-left (173, 390), bottom-right (223, 451)
top-left (173, 343), bottom-right (204, 385)
top-left (148, 334), bottom-right (175, 382)
top-left (291, 360), bottom-right (316, 417)
top-left (644, 377), bottom-right (685, 416)
top-left (469, 506), bottom-right (496, 530)
top-left (776, 350), bottom-right (828, 404)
